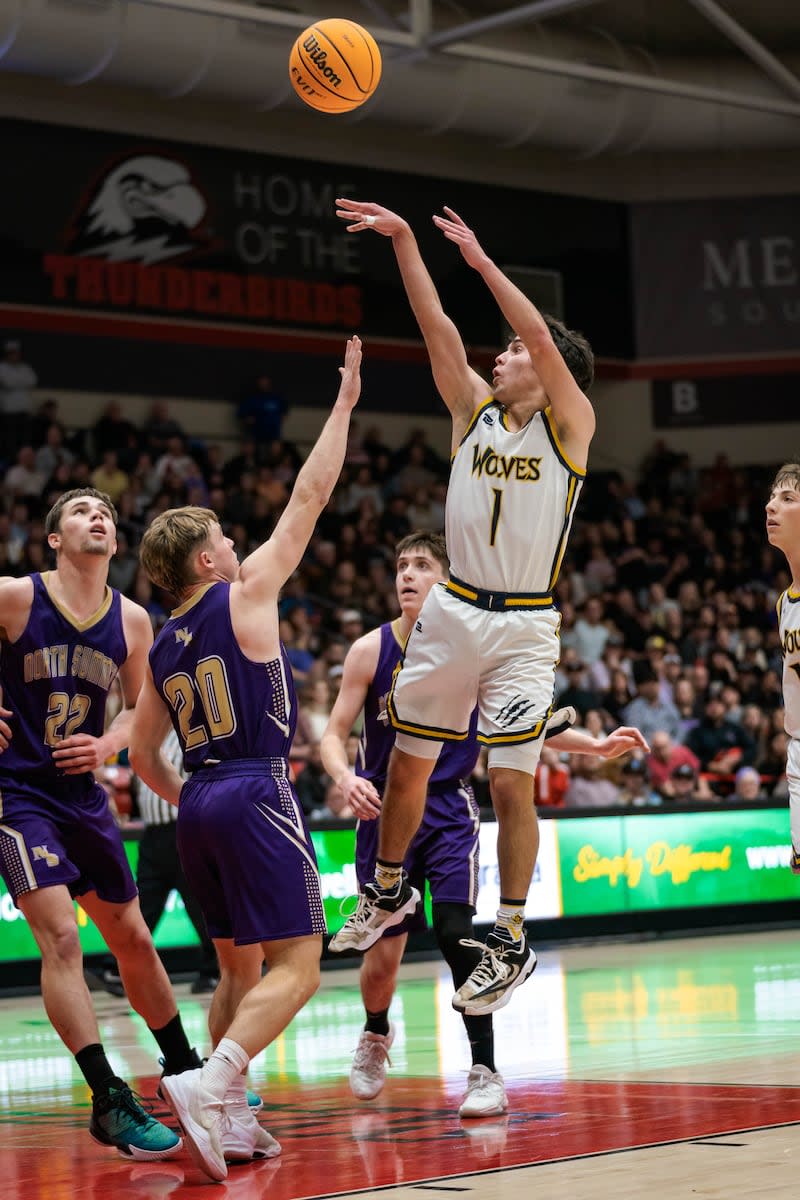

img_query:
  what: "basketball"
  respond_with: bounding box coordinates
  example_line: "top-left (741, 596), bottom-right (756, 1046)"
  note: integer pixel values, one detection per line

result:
top-left (289, 19), bottom-right (382, 114)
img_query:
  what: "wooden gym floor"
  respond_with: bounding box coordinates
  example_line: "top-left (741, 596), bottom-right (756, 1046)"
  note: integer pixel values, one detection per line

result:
top-left (2, 929), bottom-right (800, 1198)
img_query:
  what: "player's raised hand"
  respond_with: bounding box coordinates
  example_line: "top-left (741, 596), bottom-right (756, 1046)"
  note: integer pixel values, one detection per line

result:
top-left (432, 206), bottom-right (491, 271)
top-left (335, 198), bottom-right (408, 238)
top-left (336, 335), bottom-right (362, 412)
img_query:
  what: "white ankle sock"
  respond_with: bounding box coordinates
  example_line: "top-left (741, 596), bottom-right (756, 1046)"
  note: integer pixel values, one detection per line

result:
top-left (202, 1038), bottom-right (250, 1102)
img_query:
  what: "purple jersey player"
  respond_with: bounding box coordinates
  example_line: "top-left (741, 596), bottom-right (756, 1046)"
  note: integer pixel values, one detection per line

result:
top-left (320, 532), bottom-right (503, 1117)
top-left (322, 532), bottom-right (650, 1118)
top-left (130, 335), bottom-right (362, 1182)
top-left (0, 487), bottom-right (201, 1161)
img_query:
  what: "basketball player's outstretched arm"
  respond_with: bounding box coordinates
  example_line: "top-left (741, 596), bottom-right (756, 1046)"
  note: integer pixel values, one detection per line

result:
top-left (320, 630), bottom-right (383, 819)
top-left (548, 725), bottom-right (650, 759)
top-left (335, 198), bottom-right (486, 441)
top-left (432, 206), bottom-right (596, 464)
top-left (235, 336), bottom-right (362, 605)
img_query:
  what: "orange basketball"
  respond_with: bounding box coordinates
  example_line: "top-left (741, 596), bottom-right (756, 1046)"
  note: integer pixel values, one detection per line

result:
top-left (289, 19), bottom-right (382, 114)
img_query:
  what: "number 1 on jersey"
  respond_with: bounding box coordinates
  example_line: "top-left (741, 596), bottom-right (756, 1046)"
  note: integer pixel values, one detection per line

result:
top-left (490, 488), bottom-right (503, 547)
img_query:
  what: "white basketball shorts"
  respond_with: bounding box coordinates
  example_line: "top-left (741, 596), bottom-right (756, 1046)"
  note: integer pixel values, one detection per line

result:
top-left (389, 583), bottom-right (561, 775)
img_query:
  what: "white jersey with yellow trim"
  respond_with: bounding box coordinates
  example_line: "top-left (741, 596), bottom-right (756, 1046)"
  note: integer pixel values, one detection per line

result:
top-left (778, 587), bottom-right (800, 739)
top-left (445, 399), bottom-right (585, 596)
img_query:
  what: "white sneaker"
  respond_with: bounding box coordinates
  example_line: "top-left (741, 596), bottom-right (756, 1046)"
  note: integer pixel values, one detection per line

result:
top-left (458, 1065), bottom-right (508, 1118)
top-left (329, 879), bottom-right (420, 953)
top-left (159, 1067), bottom-right (228, 1183)
top-left (221, 1105), bottom-right (282, 1163)
top-left (350, 1025), bottom-right (395, 1099)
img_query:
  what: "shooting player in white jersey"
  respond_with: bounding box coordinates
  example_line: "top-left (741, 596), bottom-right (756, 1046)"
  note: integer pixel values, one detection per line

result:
top-left (766, 461), bottom-right (800, 871)
top-left (333, 197), bottom-right (595, 1015)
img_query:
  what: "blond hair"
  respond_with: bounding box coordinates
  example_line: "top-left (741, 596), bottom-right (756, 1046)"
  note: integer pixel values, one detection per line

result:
top-left (139, 507), bottom-right (219, 597)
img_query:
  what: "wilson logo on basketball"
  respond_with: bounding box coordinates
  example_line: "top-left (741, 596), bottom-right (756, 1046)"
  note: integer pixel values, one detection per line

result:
top-left (301, 36), bottom-right (343, 88)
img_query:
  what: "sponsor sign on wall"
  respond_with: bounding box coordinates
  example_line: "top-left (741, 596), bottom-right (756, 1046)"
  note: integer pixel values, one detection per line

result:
top-left (3, 811), bottom-right (795, 963)
top-left (556, 808), bottom-right (797, 915)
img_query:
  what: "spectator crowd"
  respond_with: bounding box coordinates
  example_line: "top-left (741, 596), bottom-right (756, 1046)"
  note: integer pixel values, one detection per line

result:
top-left (0, 354), bottom-right (792, 819)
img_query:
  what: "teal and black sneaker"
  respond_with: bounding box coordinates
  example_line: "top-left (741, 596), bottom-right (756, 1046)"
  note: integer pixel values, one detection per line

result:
top-left (158, 1057), bottom-right (263, 1111)
top-left (90, 1084), bottom-right (183, 1160)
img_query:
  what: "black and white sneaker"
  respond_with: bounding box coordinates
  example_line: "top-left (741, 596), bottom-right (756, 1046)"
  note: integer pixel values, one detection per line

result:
top-left (329, 875), bottom-right (420, 953)
top-left (452, 931), bottom-right (537, 1015)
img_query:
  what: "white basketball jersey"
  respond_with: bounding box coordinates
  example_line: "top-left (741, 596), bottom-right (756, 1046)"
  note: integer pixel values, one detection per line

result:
top-left (446, 399), bottom-right (585, 594)
top-left (778, 588), bottom-right (800, 739)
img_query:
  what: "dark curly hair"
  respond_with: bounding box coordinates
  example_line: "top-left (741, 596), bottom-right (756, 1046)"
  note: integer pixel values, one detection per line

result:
top-left (544, 314), bottom-right (594, 392)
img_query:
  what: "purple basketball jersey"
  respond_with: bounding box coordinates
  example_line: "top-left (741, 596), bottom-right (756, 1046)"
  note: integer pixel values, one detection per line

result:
top-left (149, 582), bottom-right (297, 770)
top-left (357, 621), bottom-right (479, 791)
top-left (0, 572), bottom-right (127, 782)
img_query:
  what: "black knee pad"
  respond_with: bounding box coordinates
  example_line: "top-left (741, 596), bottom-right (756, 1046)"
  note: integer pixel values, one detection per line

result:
top-left (432, 902), bottom-right (481, 987)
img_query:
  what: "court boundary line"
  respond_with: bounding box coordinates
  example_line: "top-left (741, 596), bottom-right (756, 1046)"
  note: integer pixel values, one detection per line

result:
top-left (292, 1118), bottom-right (800, 1200)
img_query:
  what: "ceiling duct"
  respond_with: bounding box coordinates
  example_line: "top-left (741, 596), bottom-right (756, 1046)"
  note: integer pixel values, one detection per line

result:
top-left (1, 0), bottom-right (799, 154)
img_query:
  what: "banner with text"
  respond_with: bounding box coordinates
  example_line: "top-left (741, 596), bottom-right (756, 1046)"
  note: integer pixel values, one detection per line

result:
top-left (556, 808), bottom-right (796, 916)
top-left (0, 118), bottom-right (630, 355)
top-left (631, 195), bottom-right (800, 358)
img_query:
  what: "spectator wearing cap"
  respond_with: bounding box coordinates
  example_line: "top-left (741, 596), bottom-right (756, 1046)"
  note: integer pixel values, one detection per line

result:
top-left (621, 659), bottom-right (682, 745)
top-left (666, 762), bottom-right (715, 803)
top-left (647, 731), bottom-right (700, 798)
top-left (730, 766), bottom-right (767, 804)
top-left (338, 608), bottom-right (365, 642)
top-left (686, 692), bottom-right (756, 786)
top-left (644, 633), bottom-right (673, 705)
top-left (666, 763), bottom-right (710, 801)
top-left (0, 339), bottom-right (37, 457)
top-left (617, 757), bottom-right (662, 807)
